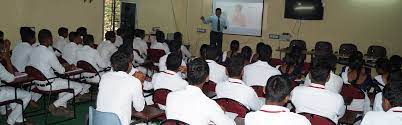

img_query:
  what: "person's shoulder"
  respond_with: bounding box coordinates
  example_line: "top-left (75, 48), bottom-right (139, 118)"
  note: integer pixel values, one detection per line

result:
top-left (284, 112), bottom-right (311, 124)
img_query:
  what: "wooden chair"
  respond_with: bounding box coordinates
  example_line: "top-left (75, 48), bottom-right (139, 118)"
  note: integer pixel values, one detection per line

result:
top-left (160, 119), bottom-right (189, 125)
top-left (0, 99), bottom-right (24, 124)
top-left (153, 89), bottom-right (172, 107)
top-left (145, 49), bottom-right (166, 73)
top-left (338, 44), bottom-right (358, 65)
top-left (76, 60), bottom-right (102, 101)
top-left (313, 41), bottom-right (333, 57)
top-left (215, 98), bottom-right (250, 118)
top-left (57, 57), bottom-right (68, 65)
top-left (299, 112), bottom-right (336, 125)
top-left (202, 81), bottom-right (217, 92)
top-left (250, 85), bottom-right (265, 98)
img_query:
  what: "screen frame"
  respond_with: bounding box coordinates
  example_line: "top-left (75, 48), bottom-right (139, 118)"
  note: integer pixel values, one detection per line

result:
top-left (284, 0), bottom-right (324, 20)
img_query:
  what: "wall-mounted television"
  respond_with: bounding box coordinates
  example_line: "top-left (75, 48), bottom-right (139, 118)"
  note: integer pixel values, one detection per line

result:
top-left (284, 0), bottom-right (324, 20)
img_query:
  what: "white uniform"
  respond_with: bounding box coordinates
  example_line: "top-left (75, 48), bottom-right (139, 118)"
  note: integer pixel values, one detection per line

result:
top-left (53, 36), bottom-right (68, 51)
top-left (114, 35), bottom-right (123, 47)
top-left (291, 83), bottom-right (345, 124)
top-left (152, 70), bottom-right (188, 110)
top-left (0, 64), bottom-right (32, 125)
top-left (245, 105), bottom-right (311, 125)
top-left (96, 71), bottom-right (145, 125)
top-left (11, 42), bottom-right (34, 72)
top-left (28, 45), bottom-right (86, 108)
top-left (181, 45), bottom-right (191, 61)
top-left (341, 67), bottom-right (371, 112)
top-left (206, 60), bottom-right (228, 84)
top-left (150, 42), bottom-right (169, 54)
top-left (361, 107), bottom-right (402, 125)
top-left (373, 75), bottom-right (386, 112)
top-left (61, 42), bottom-right (80, 64)
top-left (76, 45), bottom-right (108, 83)
top-left (97, 40), bottom-right (118, 66)
top-left (304, 71), bottom-right (343, 93)
top-left (373, 75), bottom-right (386, 90)
top-left (133, 37), bottom-right (148, 57)
top-left (216, 78), bottom-right (262, 111)
top-left (243, 60), bottom-right (281, 87)
top-left (166, 85), bottom-right (235, 125)
top-left (158, 52), bottom-right (186, 72)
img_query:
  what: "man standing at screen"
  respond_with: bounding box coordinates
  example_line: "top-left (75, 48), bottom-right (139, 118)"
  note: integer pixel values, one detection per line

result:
top-left (201, 8), bottom-right (227, 53)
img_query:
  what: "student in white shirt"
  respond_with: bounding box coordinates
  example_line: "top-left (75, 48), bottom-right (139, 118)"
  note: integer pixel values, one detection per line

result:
top-left (76, 27), bottom-right (88, 38)
top-left (133, 29), bottom-right (148, 57)
top-left (28, 29), bottom-right (86, 117)
top-left (205, 46), bottom-right (228, 84)
top-left (240, 46), bottom-right (252, 65)
top-left (0, 40), bottom-right (33, 125)
top-left (53, 27), bottom-right (69, 51)
top-left (97, 31), bottom-right (118, 66)
top-left (166, 58), bottom-right (235, 125)
top-left (304, 54), bottom-right (343, 93)
top-left (245, 75), bottom-right (311, 125)
top-left (361, 80), bottom-right (402, 125)
top-left (372, 58), bottom-right (392, 112)
top-left (11, 29), bottom-right (36, 72)
top-left (159, 39), bottom-right (186, 72)
top-left (96, 50), bottom-right (145, 125)
top-left (291, 59), bottom-right (345, 124)
top-left (222, 40), bottom-right (240, 63)
top-left (243, 44), bottom-right (281, 87)
top-left (150, 31), bottom-right (169, 54)
top-left (173, 32), bottom-right (192, 61)
top-left (62, 32), bottom-right (82, 65)
top-left (216, 55), bottom-right (262, 111)
top-left (114, 28), bottom-right (124, 47)
top-left (199, 44), bottom-right (209, 60)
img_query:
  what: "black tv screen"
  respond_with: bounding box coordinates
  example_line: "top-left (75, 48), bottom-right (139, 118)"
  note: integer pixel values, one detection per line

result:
top-left (284, 0), bottom-right (324, 20)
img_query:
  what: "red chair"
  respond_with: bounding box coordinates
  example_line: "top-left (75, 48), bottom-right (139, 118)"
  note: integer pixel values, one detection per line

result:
top-left (160, 119), bottom-right (189, 125)
top-left (146, 49), bottom-right (166, 73)
top-left (202, 81), bottom-right (217, 92)
top-left (251, 85), bottom-right (265, 98)
top-left (299, 112), bottom-right (336, 125)
top-left (153, 89), bottom-right (172, 106)
top-left (270, 58), bottom-right (283, 67)
top-left (215, 98), bottom-right (250, 118)
top-left (77, 60), bottom-right (103, 101)
top-left (341, 84), bottom-right (365, 101)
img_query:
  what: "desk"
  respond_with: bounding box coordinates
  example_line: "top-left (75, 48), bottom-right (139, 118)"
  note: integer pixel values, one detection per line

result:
top-left (3, 72), bottom-right (34, 100)
top-left (132, 106), bottom-right (165, 124)
top-left (204, 91), bottom-right (217, 99)
top-left (235, 117), bottom-right (245, 125)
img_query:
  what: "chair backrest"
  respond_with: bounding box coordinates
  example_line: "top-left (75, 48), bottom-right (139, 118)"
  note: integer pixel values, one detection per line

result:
top-left (299, 112), bottom-right (336, 125)
top-left (25, 66), bottom-right (48, 81)
top-left (251, 85), bottom-right (265, 98)
top-left (339, 44), bottom-right (357, 56)
top-left (147, 49), bottom-right (166, 63)
top-left (153, 89), bottom-right (172, 106)
top-left (340, 84), bottom-right (365, 99)
top-left (89, 106), bottom-right (122, 125)
top-left (57, 57), bottom-right (68, 65)
top-left (77, 60), bottom-right (98, 74)
top-left (314, 41), bottom-right (333, 55)
top-left (269, 58), bottom-right (283, 67)
top-left (289, 40), bottom-right (307, 50)
top-left (160, 119), bottom-right (189, 125)
top-left (367, 45), bottom-right (386, 58)
top-left (215, 98), bottom-right (250, 118)
top-left (202, 81), bottom-right (217, 92)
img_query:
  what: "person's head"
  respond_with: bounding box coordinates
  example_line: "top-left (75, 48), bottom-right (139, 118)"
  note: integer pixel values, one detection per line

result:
top-left (69, 32), bottom-right (81, 44)
top-left (241, 46), bottom-right (252, 63)
top-left (166, 52), bottom-right (183, 72)
top-left (187, 58), bottom-right (209, 86)
top-left (168, 39), bottom-right (182, 53)
top-left (257, 44), bottom-right (272, 62)
top-left (116, 28), bottom-right (125, 36)
top-left (349, 51), bottom-right (364, 62)
top-left (156, 31), bottom-right (165, 43)
top-left (348, 53), bottom-right (365, 72)
top-left (227, 54), bottom-right (244, 78)
top-left (310, 58), bottom-right (331, 85)
top-left (288, 46), bottom-right (306, 64)
top-left (215, 8), bottom-right (222, 17)
top-left (314, 54), bottom-right (337, 71)
top-left (376, 58), bottom-right (392, 75)
top-left (173, 32), bottom-right (182, 42)
top-left (22, 29), bottom-right (36, 45)
top-left (38, 29), bottom-right (53, 47)
top-left (206, 46), bottom-right (219, 61)
top-left (382, 79), bottom-right (402, 111)
top-left (110, 50), bottom-right (133, 73)
top-left (20, 27), bottom-right (31, 39)
top-left (0, 30), bottom-right (3, 40)
top-left (200, 44), bottom-right (209, 59)
top-left (105, 31), bottom-right (116, 43)
top-left (76, 27), bottom-right (87, 36)
top-left (265, 75), bottom-right (292, 105)
top-left (58, 27), bottom-right (69, 38)
top-left (390, 55), bottom-right (402, 72)
top-left (256, 42), bottom-right (265, 53)
top-left (83, 34), bottom-right (95, 47)
top-left (134, 29), bottom-right (145, 39)
top-left (230, 40), bottom-right (240, 52)
top-left (282, 53), bottom-right (297, 68)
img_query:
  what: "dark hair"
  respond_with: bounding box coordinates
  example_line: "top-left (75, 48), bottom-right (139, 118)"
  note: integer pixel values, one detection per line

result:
top-left (227, 54), bottom-right (244, 77)
top-left (382, 79), bottom-right (402, 107)
top-left (258, 44), bottom-right (272, 62)
top-left (310, 58), bottom-right (331, 84)
top-left (206, 46), bottom-right (219, 60)
top-left (76, 27), bottom-right (87, 36)
top-left (187, 58), bottom-right (209, 85)
top-left (349, 55), bottom-right (364, 71)
top-left (83, 34), bottom-right (94, 46)
top-left (390, 55), bottom-right (402, 72)
top-left (283, 53), bottom-right (297, 67)
top-left (216, 8), bottom-right (222, 12)
top-left (38, 29), bottom-right (52, 44)
top-left (134, 29), bottom-right (145, 39)
top-left (265, 75), bottom-right (292, 102)
top-left (166, 52), bottom-right (183, 71)
top-left (20, 27), bottom-right (32, 39)
top-left (173, 32), bottom-right (182, 42)
top-left (105, 31), bottom-right (116, 41)
top-left (156, 31), bottom-right (165, 43)
top-left (376, 58), bottom-right (392, 74)
top-left (22, 30), bottom-right (35, 42)
top-left (241, 46), bottom-right (252, 63)
top-left (58, 27), bottom-right (68, 36)
top-left (111, 51), bottom-right (131, 72)
top-left (314, 54), bottom-right (337, 71)
top-left (256, 42), bottom-right (265, 53)
top-left (69, 32), bottom-right (79, 42)
top-left (230, 40), bottom-right (240, 52)
top-left (200, 44), bottom-right (209, 59)
top-left (168, 40), bottom-right (182, 53)
top-left (0, 39), bottom-right (5, 51)
top-left (0, 30), bottom-right (4, 40)
top-left (116, 28), bottom-right (124, 36)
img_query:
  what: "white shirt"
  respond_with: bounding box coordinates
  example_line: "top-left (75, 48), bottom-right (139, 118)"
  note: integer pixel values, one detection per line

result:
top-left (150, 42), bottom-right (169, 54)
top-left (216, 78), bottom-right (262, 111)
top-left (76, 45), bottom-right (107, 71)
top-left (0, 64), bottom-right (15, 83)
top-left (96, 71), bottom-right (145, 125)
top-left (97, 40), bottom-right (117, 66)
top-left (243, 60), bottom-right (281, 86)
top-left (166, 85), bottom-right (235, 125)
top-left (158, 52), bottom-right (186, 72)
top-left (53, 36), bottom-right (68, 51)
top-left (133, 37), bottom-right (148, 57)
top-left (373, 92), bottom-right (384, 112)
top-left (28, 45), bottom-right (65, 78)
top-left (61, 42), bottom-right (80, 64)
top-left (181, 45), bottom-right (192, 60)
top-left (245, 105), bottom-right (311, 125)
top-left (361, 107), bottom-right (402, 125)
top-left (132, 50), bottom-right (145, 66)
top-left (374, 75), bottom-right (386, 90)
top-left (291, 83), bottom-right (345, 124)
top-left (341, 67), bottom-right (370, 112)
top-left (304, 71), bottom-right (343, 93)
top-left (11, 42), bottom-right (34, 72)
top-left (152, 70), bottom-right (188, 91)
top-left (206, 60), bottom-right (228, 84)
top-left (114, 35), bottom-right (123, 47)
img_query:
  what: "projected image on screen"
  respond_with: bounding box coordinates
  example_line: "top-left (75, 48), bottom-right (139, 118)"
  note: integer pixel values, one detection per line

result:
top-left (213, 0), bottom-right (264, 36)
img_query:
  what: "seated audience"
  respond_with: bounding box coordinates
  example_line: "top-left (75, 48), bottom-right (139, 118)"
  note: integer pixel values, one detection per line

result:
top-left (240, 46), bottom-right (252, 65)
top-left (96, 50), bottom-right (145, 125)
top-left (373, 71), bottom-right (401, 112)
top-left (174, 32), bottom-right (192, 61)
top-left (216, 55), bottom-right (262, 111)
top-left (62, 32), bottom-right (82, 64)
top-left (150, 30), bottom-right (169, 53)
top-left (390, 55), bottom-right (402, 72)
top-left (159, 39), bottom-right (186, 72)
top-left (277, 53), bottom-right (302, 81)
top-left (76, 27), bottom-right (87, 37)
top-left (250, 42), bottom-right (265, 63)
top-left (53, 27), bottom-right (69, 51)
top-left (199, 44), bottom-right (209, 60)
top-left (222, 40), bottom-right (240, 62)
top-left (11, 29), bottom-right (36, 72)
top-left (97, 31), bottom-right (118, 66)
top-left (245, 75), bottom-right (311, 125)
top-left (165, 58), bottom-right (235, 125)
top-left (205, 46), bottom-right (228, 84)
top-left (133, 29), bottom-right (148, 57)
top-left (114, 28), bottom-right (124, 47)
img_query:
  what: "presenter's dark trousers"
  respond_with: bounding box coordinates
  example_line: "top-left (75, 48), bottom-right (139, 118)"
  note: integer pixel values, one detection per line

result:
top-left (210, 31), bottom-right (223, 53)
